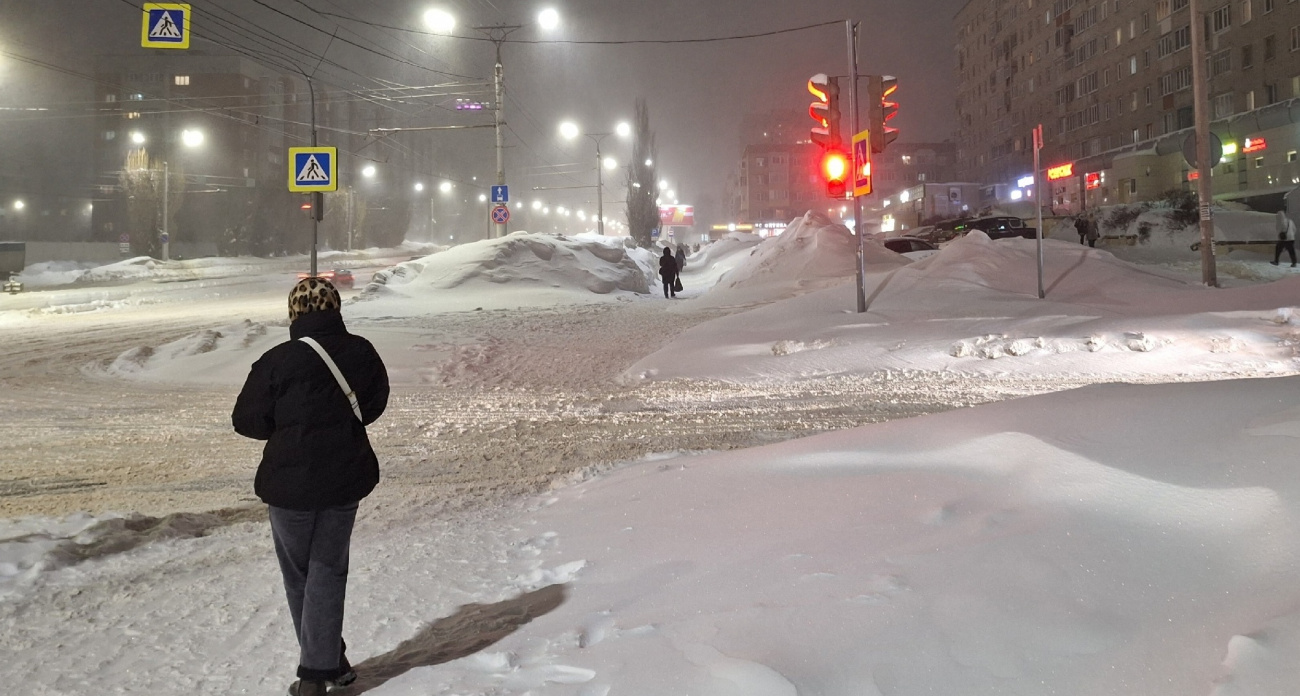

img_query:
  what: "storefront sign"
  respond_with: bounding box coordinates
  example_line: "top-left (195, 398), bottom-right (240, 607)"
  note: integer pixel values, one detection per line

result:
top-left (1243, 137), bottom-right (1267, 154)
top-left (1047, 163), bottom-right (1074, 181)
top-left (1085, 172), bottom-right (1102, 190)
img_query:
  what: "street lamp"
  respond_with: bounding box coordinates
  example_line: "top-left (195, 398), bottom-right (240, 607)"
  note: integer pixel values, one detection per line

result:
top-left (439, 180), bottom-right (452, 193)
top-left (361, 165), bottom-right (376, 178)
top-left (414, 182), bottom-right (425, 192)
top-left (130, 131), bottom-right (146, 145)
top-left (181, 128), bottom-right (204, 148)
top-left (426, 7), bottom-right (560, 238)
top-left (559, 119), bottom-right (630, 235)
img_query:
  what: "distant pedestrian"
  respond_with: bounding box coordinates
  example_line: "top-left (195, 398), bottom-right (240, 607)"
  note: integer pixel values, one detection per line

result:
top-left (659, 246), bottom-right (679, 298)
top-left (675, 245), bottom-right (687, 273)
top-left (1274, 209), bottom-right (1297, 267)
top-left (1085, 213), bottom-right (1100, 248)
top-left (232, 277), bottom-right (390, 696)
top-left (1074, 215), bottom-right (1089, 245)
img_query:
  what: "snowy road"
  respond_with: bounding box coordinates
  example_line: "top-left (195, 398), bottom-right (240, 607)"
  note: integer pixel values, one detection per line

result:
top-left (0, 283), bottom-right (1084, 519)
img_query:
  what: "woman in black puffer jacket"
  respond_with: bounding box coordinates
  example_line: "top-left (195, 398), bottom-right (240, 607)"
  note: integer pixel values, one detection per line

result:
top-left (232, 277), bottom-right (388, 696)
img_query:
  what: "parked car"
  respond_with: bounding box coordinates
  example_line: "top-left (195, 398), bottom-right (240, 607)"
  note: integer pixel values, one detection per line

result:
top-left (931, 216), bottom-right (1037, 241)
top-left (296, 269), bottom-right (354, 289)
top-left (882, 236), bottom-right (940, 261)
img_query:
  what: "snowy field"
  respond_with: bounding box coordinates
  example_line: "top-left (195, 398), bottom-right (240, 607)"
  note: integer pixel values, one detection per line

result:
top-left (3, 216), bottom-right (1300, 695)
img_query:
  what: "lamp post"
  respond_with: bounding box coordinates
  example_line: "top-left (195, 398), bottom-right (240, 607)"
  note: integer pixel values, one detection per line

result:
top-left (560, 120), bottom-right (630, 236)
top-left (426, 7), bottom-right (560, 239)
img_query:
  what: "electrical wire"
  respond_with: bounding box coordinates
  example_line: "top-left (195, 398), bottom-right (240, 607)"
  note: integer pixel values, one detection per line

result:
top-left (315, 15), bottom-right (846, 45)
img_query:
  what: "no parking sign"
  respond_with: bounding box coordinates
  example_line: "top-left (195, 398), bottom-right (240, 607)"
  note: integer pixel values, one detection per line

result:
top-left (491, 205), bottom-right (510, 224)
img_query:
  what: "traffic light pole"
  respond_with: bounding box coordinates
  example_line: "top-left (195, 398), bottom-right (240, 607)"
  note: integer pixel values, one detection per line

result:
top-left (847, 20), bottom-right (866, 314)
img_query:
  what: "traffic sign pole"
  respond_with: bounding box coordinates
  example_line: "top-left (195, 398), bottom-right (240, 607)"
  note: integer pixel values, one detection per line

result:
top-left (847, 20), bottom-right (866, 314)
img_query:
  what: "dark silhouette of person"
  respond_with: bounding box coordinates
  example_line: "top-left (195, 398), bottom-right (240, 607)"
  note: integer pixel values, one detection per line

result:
top-left (1274, 210), bottom-right (1297, 267)
top-left (659, 246), bottom-right (679, 298)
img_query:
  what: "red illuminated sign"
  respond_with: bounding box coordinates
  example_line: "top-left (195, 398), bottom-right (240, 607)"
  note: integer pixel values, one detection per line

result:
top-left (1047, 163), bottom-right (1074, 180)
top-left (1243, 137), bottom-right (1267, 153)
top-left (1085, 172), bottom-right (1101, 190)
top-left (658, 205), bottom-right (695, 227)
top-left (1188, 170), bottom-right (1200, 181)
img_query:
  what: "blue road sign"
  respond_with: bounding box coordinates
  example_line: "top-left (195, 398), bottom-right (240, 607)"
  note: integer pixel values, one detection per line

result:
top-left (288, 147), bottom-right (337, 192)
top-left (491, 185), bottom-right (509, 203)
top-left (491, 205), bottom-right (511, 224)
top-left (141, 4), bottom-right (190, 49)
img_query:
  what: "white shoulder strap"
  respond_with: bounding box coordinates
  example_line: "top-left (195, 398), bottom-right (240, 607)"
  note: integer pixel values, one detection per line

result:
top-left (299, 337), bottom-right (364, 422)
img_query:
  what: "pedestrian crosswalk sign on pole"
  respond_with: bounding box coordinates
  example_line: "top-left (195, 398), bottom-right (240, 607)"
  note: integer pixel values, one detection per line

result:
top-left (141, 4), bottom-right (191, 49)
top-left (288, 147), bottom-right (338, 192)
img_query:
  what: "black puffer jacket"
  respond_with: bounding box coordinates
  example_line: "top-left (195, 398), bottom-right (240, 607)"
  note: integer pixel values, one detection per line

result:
top-left (659, 253), bottom-right (678, 280)
top-left (232, 310), bottom-right (389, 510)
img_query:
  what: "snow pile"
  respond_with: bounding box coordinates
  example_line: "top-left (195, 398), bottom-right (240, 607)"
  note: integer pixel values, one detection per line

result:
top-left (439, 376), bottom-right (1300, 696)
top-left (11, 261), bottom-right (99, 288)
top-left (692, 212), bottom-right (906, 309)
top-left (93, 320), bottom-right (281, 383)
top-left (688, 230), bottom-right (763, 273)
top-left (350, 232), bottom-right (651, 315)
top-left (626, 233), bottom-right (1300, 382)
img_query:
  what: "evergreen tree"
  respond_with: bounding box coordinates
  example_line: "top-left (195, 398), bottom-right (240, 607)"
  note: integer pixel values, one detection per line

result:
top-left (625, 99), bottom-right (659, 248)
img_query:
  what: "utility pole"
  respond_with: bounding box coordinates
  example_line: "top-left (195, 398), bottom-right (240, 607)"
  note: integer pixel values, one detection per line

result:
top-left (474, 25), bottom-right (521, 239)
top-left (595, 139), bottom-right (605, 236)
top-left (307, 77), bottom-right (321, 277)
top-left (162, 160), bottom-right (170, 262)
top-left (847, 20), bottom-right (866, 314)
top-left (1189, 0), bottom-right (1218, 287)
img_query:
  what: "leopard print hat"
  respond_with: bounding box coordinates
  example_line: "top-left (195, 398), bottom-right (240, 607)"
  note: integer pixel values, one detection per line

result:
top-left (288, 277), bottom-right (341, 321)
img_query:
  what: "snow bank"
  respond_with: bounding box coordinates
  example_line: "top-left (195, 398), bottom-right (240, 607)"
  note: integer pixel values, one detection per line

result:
top-left (350, 232), bottom-right (651, 315)
top-left (89, 320), bottom-right (283, 384)
top-left (690, 212), bottom-right (906, 310)
top-left (626, 232), bottom-right (1300, 383)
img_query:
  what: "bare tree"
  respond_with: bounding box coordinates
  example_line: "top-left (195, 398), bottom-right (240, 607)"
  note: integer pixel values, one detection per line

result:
top-left (625, 99), bottom-right (659, 248)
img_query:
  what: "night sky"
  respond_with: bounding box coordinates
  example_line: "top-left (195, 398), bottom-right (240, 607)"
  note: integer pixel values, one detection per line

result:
top-left (1, 0), bottom-right (966, 221)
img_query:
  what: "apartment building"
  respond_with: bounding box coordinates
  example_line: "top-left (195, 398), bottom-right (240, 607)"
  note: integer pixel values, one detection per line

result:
top-left (956, 0), bottom-right (1300, 212)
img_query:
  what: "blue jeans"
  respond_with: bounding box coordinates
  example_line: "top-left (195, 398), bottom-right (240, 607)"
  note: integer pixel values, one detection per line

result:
top-left (269, 502), bottom-right (358, 681)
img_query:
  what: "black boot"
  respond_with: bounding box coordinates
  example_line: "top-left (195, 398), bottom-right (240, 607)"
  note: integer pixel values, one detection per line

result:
top-left (287, 680), bottom-right (328, 696)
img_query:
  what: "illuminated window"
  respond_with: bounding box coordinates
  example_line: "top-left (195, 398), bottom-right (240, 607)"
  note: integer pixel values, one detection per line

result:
top-left (125, 112), bottom-right (141, 120)
top-left (174, 75), bottom-right (190, 86)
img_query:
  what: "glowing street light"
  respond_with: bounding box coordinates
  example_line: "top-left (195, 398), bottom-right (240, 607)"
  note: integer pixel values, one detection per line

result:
top-left (478, 193), bottom-right (488, 202)
top-left (658, 180), bottom-right (669, 190)
top-left (439, 181), bottom-right (453, 193)
top-left (538, 8), bottom-right (560, 30)
top-left (558, 119), bottom-right (630, 235)
top-left (426, 8), bottom-right (560, 238)
top-left (181, 128), bottom-right (204, 148)
top-left (130, 131), bottom-right (146, 145)
top-left (414, 182), bottom-right (425, 192)
top-left (424, 8), bottom-right (455, 33)
top-left (361, 165), bottom-right (376, 178)
top-left (13, 200), bottom-right (24, 211)
top-left (531, 200), bottom-right (542, 210)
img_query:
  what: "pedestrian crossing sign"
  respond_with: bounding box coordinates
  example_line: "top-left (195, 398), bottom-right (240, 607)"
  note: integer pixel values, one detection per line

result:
top-left (288, 147), bottom-right (338, 192)
top-left (141, 4), bottom-right (191, 49)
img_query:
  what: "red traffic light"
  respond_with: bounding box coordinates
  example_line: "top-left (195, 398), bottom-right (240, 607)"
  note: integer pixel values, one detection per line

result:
top-left (808, 73), bottom-right (841, 149)
top-left (822, 150), bottom-right (849, 198)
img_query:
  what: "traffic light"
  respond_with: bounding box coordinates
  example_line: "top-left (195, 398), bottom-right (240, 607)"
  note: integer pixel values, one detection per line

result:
top-left (868, 75), bottom-right (900, 154)
top-left (822, 149), bottom-right (849, 198)
top-left (808, 73), bottom-right (842, 149)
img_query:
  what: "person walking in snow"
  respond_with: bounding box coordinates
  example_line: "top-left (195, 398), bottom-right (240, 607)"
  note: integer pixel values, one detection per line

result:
top-left (232, 277), bottom-right (389, 696)
top-left (1074, 215), bottom-right (1089, 245)
top-left (659, 245), bottom-right (679, 298)
top-left (1273, 209), bottom-right (1297, 267)
top-left (1085, 212), bottom-right (1100, 248)
top-left (675, 244), bottom-right (687, 273)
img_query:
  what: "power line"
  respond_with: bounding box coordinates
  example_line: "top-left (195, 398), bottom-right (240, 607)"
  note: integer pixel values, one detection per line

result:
top-left (316, 16), bottom-right (845, 45)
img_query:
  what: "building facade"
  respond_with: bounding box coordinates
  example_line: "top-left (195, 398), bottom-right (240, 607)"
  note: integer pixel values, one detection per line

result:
top-left (956, 0), bottom-right (1300, 212)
